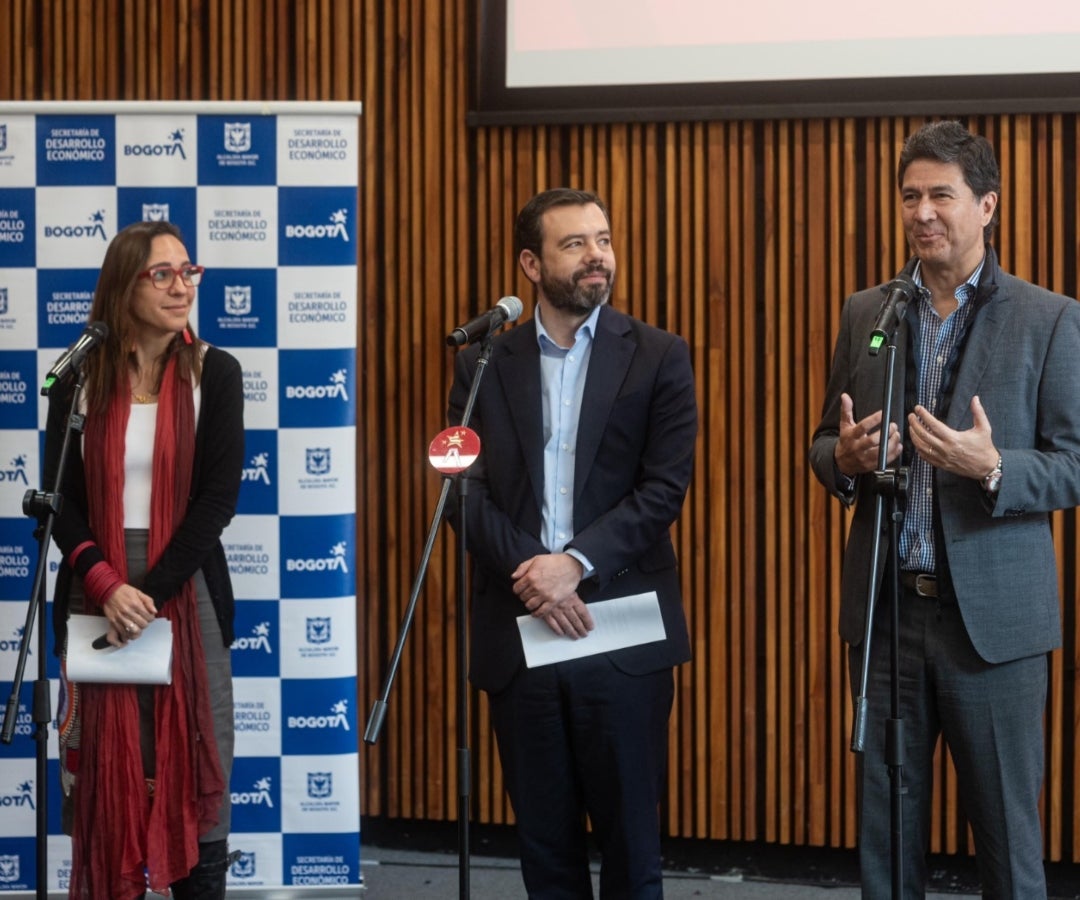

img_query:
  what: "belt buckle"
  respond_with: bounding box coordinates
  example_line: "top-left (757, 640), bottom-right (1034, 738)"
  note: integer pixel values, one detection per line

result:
top-left (915, 574), bottom-right (937, 598)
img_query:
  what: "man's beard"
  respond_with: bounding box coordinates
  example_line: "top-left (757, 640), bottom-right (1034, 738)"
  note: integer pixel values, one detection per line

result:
top-left (540, 265), bottom-right (613, 315)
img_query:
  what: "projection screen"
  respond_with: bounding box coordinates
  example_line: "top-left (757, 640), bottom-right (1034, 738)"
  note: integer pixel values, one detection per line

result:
top-left (471, 0), bottom-right (1080, 123)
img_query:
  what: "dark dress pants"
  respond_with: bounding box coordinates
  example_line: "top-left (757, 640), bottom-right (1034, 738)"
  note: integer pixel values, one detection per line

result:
top-left (849, 589), bottom-right (1047, 899)
top-left (489, 654), bottom-right (674, 900)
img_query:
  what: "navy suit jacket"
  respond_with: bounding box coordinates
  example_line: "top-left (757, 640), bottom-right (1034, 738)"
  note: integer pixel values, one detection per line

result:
top-left (809, 248), bottom-right (1080, 663)
top-left (448, 304), bottom-right (699, 693)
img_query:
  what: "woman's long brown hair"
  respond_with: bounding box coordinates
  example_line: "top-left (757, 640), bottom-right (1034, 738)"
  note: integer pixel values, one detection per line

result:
top-left (83, 221), bottom-right (203, 414)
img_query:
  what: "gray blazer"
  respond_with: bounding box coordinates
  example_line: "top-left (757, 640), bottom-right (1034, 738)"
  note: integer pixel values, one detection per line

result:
top-left (809, 247), bottom-right (1080, 663)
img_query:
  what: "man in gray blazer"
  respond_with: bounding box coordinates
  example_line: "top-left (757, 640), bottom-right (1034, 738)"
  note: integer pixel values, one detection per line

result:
top-left (448, 188), bottom-right (697, 898)
top-left (810, 121), bottom-right (1080, 898)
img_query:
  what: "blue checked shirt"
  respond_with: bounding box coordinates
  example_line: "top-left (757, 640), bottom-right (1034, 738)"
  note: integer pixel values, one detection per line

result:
top-left (899, 260), bottom-right (984, 573)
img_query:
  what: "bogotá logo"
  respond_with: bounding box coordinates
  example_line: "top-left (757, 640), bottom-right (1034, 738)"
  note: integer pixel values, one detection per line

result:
top-left (44, 209), bottom-right (108, 241)
top-left (285, 208), bottom-right (349, 241)
top-left (285, 368), bottom-right (349, 402)
top-left (0, 454), bottom-right (29, 485)
top-left (0, 779), bottom-right (34, 810)
top-left (286, 540), bottom-right (349, 574)
top-left (242, 451), bottom-right (271, 485)
top-left (124, 128), bottom-right (187, 159)
top-left (289, 699), bottom-right (350, 731)
top-left (231, 776), bottom-right (274, 808)
top-left (0, 626), bottom-right (28, 654)
top-left (233, 621), bottom-right (273, 654)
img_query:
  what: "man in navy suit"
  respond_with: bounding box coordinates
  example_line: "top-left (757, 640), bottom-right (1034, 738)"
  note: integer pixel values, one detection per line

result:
top-left (810, 121), bottom-right (1080, 898)
top-left (448, 188), bottom-right (698, 898)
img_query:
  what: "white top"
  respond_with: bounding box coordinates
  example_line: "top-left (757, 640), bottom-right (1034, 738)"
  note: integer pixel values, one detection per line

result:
top-left (121, 385), bottom-right (203, 529)
top-left (123, 403), bottom-right (158, 528)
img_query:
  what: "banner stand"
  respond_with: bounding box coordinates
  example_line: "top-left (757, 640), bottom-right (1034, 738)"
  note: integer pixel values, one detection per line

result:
top-left (0, 101), bottom-right (364, 895)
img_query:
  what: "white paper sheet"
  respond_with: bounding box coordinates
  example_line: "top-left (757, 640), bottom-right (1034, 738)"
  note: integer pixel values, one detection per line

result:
top-left (65, 615), bottom-right (173, 684)
top-left (517, 591), bottom-right (666, 668)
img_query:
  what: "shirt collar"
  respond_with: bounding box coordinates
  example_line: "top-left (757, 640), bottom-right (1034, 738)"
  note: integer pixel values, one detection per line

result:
top-left (912, 257), bottom-right (985, 305)
top-left (536, 304), bottom-right (602, 351)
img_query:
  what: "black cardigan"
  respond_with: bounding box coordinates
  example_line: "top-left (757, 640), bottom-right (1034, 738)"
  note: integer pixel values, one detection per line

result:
top-left (45, 345), bottom-right (245, 652)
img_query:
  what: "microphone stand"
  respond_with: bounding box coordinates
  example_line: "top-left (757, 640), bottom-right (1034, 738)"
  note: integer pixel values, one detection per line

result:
top-left (2, 370), bottom-right (88, 900)
top-left (364, 332), bottom-right (497, 900)
top-left (849, 335), bottom-right (908, 900)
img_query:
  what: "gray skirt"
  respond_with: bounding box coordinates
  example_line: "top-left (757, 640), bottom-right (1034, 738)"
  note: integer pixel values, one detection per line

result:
top-left (63, 529), bottom-right (234, 841)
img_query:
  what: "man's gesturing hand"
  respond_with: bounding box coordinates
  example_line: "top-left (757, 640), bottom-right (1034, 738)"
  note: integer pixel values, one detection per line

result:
top-left (834, 391), bottom-right (902, 477)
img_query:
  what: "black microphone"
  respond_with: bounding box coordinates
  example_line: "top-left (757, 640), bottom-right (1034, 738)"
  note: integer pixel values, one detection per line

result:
top-left (40, 321), bottom-right (109, 395)
top-left (868, 274), bottom-right (917, 356)
top-left (446, 296), bottom-right (523, 347)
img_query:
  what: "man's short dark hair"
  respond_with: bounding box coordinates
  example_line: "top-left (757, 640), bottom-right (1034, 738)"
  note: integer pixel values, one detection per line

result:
top-left (897, 120), bottom-right (1001, 242)
top-left (514, 188), bottom-right (610, 258)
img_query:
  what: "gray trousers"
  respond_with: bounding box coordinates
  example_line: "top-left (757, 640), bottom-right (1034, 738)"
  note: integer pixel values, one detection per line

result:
top-left (849, 589), bottom-right (1047, 900)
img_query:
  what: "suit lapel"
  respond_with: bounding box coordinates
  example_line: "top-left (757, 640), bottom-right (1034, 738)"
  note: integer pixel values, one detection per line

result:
top-left (496, 323), bottom-right (546, 515)
top-left (575, 308), bottom-right (633, 499)
top-left (947, 289), bottom-right (1011, 429)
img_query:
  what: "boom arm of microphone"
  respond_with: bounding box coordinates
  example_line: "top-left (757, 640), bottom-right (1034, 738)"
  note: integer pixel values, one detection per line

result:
top-left (446, 296), bottom-right (524, 347)
top-left (868, 274), bottom-right (917, 357)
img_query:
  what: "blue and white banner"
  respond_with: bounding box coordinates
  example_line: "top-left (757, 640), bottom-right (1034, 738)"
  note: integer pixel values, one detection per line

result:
top-left (0, 101), bottom-right (362, 894)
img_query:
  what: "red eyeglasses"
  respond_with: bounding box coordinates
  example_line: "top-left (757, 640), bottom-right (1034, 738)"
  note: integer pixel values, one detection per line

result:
top-left (137, 264), bottom-right (205, 289)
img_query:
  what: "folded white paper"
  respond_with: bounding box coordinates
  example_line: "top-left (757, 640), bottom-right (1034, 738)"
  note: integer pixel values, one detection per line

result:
top-left (517, 591), bottom-right (667, 668)
top-left (66, 615), bottom-right (173, 685)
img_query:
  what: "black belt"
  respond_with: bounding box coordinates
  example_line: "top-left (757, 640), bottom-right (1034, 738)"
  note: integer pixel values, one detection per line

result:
top-left (900, 571), bottom-right (939, 598)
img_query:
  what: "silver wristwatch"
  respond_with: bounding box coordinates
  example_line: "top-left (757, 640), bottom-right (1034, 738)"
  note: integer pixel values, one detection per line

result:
top-left (981, 455), bottom-right (1003, 494)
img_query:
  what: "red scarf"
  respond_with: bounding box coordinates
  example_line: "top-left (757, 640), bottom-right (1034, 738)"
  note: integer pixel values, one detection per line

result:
top-left (71, 355), bottom-right (225, 899)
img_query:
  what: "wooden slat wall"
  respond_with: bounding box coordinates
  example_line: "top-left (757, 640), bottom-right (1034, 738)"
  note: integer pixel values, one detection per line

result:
top-left (4, 0), bottom-right (1079, 861)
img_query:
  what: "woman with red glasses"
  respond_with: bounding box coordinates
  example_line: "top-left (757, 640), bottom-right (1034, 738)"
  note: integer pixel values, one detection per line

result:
top-left (44, 220), bottom-right (243, 900)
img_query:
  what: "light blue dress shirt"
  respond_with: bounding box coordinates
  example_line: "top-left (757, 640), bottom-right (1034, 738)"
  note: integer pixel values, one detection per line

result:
top-left (536, 305), bottom-right (602, 577)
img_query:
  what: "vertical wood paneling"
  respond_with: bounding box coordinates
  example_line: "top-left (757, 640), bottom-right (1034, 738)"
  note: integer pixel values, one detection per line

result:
top-left (5, 0), bottom-right (1080, 865)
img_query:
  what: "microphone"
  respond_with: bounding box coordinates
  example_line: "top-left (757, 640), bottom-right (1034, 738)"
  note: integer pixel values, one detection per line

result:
top-left (446, 296), bottom-right (523, 347)
top-left (868, 274), bottom-right (917, 356)
top-left (40, 321), bottom-right (109, 395)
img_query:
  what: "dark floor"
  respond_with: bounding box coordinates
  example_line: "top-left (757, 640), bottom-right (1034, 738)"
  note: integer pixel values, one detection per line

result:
top-left (360, 817), bottom-right (1080, 899)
